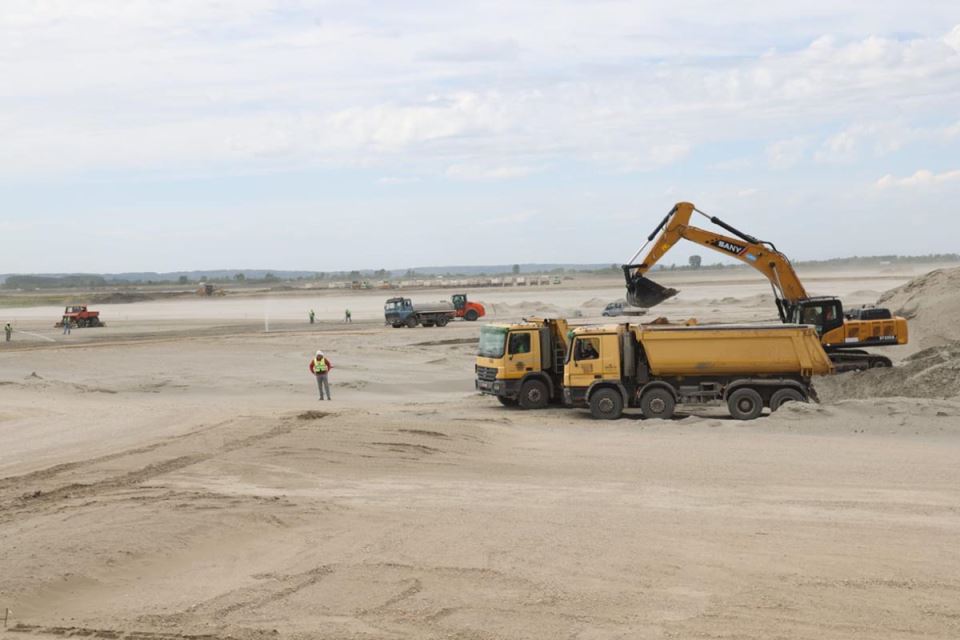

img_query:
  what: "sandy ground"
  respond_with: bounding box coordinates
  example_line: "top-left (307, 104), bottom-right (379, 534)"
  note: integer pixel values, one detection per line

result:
top-left (1, 269), bottom-right (959, 639)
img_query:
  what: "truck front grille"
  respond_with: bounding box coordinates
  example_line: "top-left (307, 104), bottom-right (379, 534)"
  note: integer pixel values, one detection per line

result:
top-left (476, 366), bottom-right (498, 382)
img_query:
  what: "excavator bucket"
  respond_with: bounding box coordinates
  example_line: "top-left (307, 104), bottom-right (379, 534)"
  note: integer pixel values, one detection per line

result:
top-left (625, 273), bottom-right (679, 308)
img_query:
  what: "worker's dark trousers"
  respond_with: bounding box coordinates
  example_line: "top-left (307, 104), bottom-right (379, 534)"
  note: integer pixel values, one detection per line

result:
top-left (316, 374), bottom-right (331, 400)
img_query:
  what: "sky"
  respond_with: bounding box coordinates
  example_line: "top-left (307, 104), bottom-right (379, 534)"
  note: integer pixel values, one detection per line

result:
top-left (2, 1), bottom-right (959, 273)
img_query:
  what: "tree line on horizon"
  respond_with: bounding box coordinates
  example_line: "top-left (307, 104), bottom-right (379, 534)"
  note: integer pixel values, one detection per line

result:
top-left (3, 253), bottom-right (958, 290)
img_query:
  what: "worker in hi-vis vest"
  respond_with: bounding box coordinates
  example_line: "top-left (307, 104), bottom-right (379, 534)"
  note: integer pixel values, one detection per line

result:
top-left (308, 350), bottom-right (334, 400)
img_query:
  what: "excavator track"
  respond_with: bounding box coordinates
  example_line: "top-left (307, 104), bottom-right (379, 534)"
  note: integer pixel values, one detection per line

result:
top-left (827, 350), bottom-right (892, 373)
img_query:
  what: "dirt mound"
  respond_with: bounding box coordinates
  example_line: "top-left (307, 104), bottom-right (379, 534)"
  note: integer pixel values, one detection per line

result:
top-left (876, 266), bottom-right (960, 352)
top-left (580, 297), bottom-right (609, 308)
top-left (88, 292), bottom-right (154, 304)
top-left (817, 342), bottom-right (960, 402)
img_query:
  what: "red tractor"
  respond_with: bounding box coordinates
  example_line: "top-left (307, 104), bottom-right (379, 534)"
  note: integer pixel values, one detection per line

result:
top-left (57, 305), bottom-right (103, 328)
top-left (451, 294), bottom-right (485, 321)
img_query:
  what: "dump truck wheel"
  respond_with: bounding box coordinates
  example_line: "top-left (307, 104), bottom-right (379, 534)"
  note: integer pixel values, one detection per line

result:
top-left (436, 316), bottom-right (449, 327)
top-left (405, 316), bottom-right (418, 328)
top-left (518, 380), bottom-right (549, 410)
top-left (497, 396), bottom-right (518, 407)
top-left (589, 388), bottom-right (623, 420)
top-left (464, 309), bottom-right (479, 321)
top-left (770, 388), bottom-right (805, 411)
top-left (640, 388), bottom-right (675, 420)
top-left (391, 323), bottom-right (403, 329)
top-left (727, 388), bottom-right (764, 420)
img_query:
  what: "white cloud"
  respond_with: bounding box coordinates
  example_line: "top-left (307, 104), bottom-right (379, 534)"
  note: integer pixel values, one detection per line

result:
top-left (945, 24), bottom-right (960, 54)
top-left (875, 169), bottom-right (960, 188)
top-left (445, 164), bottom-right (539, 181)
top-left (377, 176), bottom-right (420, 185)
top-left (1, 5), bottom-right (957, 178)
top-left (766, 138), bottom-right (807, 169)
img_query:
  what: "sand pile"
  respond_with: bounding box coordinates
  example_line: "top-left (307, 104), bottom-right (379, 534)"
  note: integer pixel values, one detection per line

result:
top-left (817, 342), bottom-right (960, 401)
top-left (580, 297), bottom-right (608, 308)
top-left (876, 266), bottom-right (960, 352)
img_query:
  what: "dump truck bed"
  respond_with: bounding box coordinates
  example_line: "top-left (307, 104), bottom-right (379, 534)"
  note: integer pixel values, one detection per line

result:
top-left (635, 323), bottom-right (833, 377)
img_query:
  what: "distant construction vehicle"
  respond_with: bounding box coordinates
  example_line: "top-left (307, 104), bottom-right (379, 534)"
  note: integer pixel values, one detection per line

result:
top-left (622, 202), bottom-right (908, 370)
top-left (56, 305), bottom-right (103, 328)
top-left (385, 294), bottom-right (485, 328)
top-left (563, 322), bottom-right (833, 420)
top-left (196, 283), bottom-right (226, 297)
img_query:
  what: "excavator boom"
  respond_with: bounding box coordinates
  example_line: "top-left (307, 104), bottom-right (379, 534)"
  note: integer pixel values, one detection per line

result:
top-left (623, 202), bottom-right (808, 313)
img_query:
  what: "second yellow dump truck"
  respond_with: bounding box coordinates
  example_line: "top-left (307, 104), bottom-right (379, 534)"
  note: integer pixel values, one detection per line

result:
top-left (563, 323), bottom-right (834, 420)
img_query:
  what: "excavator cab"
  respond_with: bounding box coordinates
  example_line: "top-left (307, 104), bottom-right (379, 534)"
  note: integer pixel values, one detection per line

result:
top-left (623, 267), bottom-right (679, 307)
top-left (791, 298), bottom-right (844, 337)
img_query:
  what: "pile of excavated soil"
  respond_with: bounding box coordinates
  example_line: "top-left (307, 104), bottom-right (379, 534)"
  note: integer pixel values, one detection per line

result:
top-left (817, 342), bottom-right (960, 401)
top-left (876, 266), bottom-right (960, 352)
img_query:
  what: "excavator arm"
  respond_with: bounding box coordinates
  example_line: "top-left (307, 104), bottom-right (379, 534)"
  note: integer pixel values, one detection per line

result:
top-left (623, 202), bottom-right (808, 320)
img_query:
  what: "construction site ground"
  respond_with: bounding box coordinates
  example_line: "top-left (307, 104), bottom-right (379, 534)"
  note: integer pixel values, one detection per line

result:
top-left (2, 267), bottom-right (959, 639)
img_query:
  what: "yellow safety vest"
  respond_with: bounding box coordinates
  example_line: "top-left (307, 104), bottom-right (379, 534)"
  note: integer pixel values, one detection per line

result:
top-left (314, 358), bottom-right (328, 373)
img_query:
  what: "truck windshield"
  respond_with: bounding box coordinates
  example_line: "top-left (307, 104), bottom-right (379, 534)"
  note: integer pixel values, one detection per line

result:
top-left (384, 301), bottom-right (401, 311)
top-left (478, 326), bottom-right (507, 358)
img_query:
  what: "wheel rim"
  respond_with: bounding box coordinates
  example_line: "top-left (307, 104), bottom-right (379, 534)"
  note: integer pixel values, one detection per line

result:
top-left (528, 388), bottom-right (542, 403)
top-left (598, 397), bottom-right (614, 413)
top-left (649, 397), bottom-right (665, 414)
top-left (738, 398), bottom-right (754, 413)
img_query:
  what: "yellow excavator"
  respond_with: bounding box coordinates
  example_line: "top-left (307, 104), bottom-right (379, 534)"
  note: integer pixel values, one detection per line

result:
top-left (622, 202), bottom-right (908, 371)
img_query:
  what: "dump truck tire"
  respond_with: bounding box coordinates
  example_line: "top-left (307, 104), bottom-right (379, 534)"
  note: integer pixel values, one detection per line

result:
top-left (770, 388), bottom-right (805, 411)
top-left (497, 396), bottom-right (518, 407)
top-left (405, 316), bottom-right (418, 328)
top-left (518, 380), bottom-right (548, 410)
top-left (728, 388), bottom-right (764, 420)
top-left (464, 309), bottom-right (479, 321)
top-left (640, 388), bottom-right (675, 420)
top-left (589, 388), bottom-right (623, 420)
top-left (436, 316), bottom-right (449, 327)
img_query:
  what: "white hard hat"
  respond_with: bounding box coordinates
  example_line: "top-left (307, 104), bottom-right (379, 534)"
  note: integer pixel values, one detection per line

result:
top-left (316, 350), bottom-right (323, 357)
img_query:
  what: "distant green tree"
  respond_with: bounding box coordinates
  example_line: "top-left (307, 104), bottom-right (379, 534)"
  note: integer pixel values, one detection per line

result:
top-left (234, 273), bottom-right (245, 281)
top-left (689, 255), bottom-right (702, 269)
top-left (512, 264), bottom-right (520, 275)
top-left (178, 275), bottom-right (189, 284)
top-left (264, 272), bottom-right (278, 281)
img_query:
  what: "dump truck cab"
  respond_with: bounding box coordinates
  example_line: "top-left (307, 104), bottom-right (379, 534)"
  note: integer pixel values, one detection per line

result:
top-left (564, 323), bottom-right (833, 420)
top-left (475, 318), bottom-right (569, 408)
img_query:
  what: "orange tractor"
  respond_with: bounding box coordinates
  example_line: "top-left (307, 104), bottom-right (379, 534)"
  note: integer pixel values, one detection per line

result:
top-left (56, 305), bottom-right (103, 328)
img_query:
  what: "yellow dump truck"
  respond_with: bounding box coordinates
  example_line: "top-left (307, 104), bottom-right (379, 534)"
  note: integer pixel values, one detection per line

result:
top-left (475, 318), bottom-right (570, 408)
top-left (563, 323), bottom-right (834, 420)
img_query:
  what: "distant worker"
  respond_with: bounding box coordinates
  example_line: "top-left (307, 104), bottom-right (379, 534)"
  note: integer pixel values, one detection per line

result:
top-left (62, 317), bottom-right (72, 335)
top-left (309, 309), bottom-right (315, 325)
top-left (344, 309), bottom-right (352, 323)
top-left (4, 323), bottom-right (11, 342)
top-left (308, 350), bottom-right (334, 400)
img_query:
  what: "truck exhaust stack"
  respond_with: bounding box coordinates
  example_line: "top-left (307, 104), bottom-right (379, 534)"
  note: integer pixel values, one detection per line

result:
top-left (623, 269), bottom-right (678, 308)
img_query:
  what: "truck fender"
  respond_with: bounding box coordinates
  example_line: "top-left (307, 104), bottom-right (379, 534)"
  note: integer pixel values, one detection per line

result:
top-left (586, 381), bottom-right (629, 407)
top-left (723, 378), bottom-right (807, 402)
top-left (637, 381), bottom-right (679, 403)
